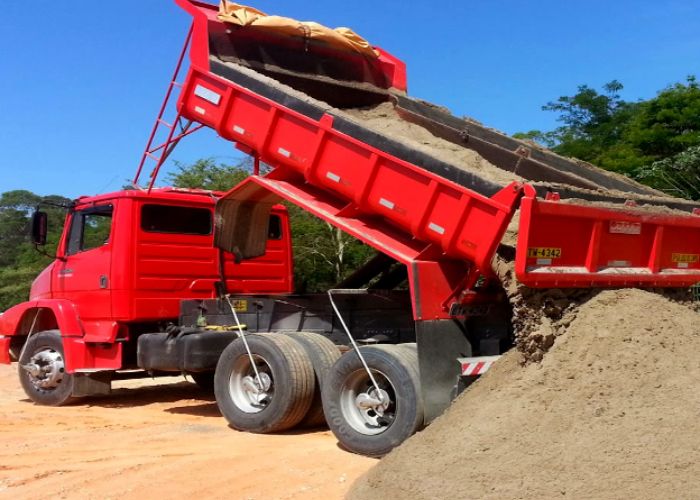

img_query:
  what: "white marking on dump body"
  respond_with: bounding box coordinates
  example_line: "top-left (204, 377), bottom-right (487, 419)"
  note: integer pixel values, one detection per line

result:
top-left (194, 84), bottom-right (221, 105)
top-left (379, 198), bottom-right (395, 210)
top-left (326, 171), bottom-right (341, 183)
top-left (458, 355), bottom-right (501, 376)
top-left (428, 222), bottom-right (445, 235)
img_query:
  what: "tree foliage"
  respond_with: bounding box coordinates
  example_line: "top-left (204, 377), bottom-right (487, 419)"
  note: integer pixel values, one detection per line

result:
top-left (0, 191), bottom-right (71, 310)
top-left (167, 157), bottom-right (253, 191)
top-left (637, 145), bottom-right (700, 200)
top-left (517, 76), bottom-right (700, 199)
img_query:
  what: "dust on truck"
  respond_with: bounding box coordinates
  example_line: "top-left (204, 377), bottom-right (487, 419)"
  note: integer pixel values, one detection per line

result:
top-left (2, 0), bottom-right (699, 457)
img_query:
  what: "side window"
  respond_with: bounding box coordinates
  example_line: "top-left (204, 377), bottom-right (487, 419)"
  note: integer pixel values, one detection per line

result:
top-left (65, 205), bottom-right (113, 256)
top-left (141, 204), bottom-right (212, 235)
top-left (268, 215), bottom-right (282, 240)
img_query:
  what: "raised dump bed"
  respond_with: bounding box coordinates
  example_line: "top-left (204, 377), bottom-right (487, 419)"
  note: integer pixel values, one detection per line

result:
top-left (172, 0), bottom-right (700, 293)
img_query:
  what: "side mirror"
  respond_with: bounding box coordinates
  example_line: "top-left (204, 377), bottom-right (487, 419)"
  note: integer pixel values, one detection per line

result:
top-left (31, 211), bottom-right (48, 246)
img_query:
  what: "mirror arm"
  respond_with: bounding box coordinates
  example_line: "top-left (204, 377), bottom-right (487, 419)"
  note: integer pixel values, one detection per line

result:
top-left (33, 244), bottom-right (64, 262)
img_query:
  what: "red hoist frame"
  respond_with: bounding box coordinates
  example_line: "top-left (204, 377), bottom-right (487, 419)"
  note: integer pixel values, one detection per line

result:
top-left (133, 25), bottom-right (207, 192)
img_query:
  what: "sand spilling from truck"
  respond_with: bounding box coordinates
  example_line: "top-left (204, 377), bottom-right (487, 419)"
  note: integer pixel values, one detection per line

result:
top-left (343, 101), bottom-right (692, 207)
top-left (349, 288), bottom-right (699, 499)
top-left (342, 102), bottom-right (521, 186)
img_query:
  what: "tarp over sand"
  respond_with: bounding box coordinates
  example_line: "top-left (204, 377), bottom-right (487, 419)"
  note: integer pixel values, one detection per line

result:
top-left (218, 1), bottom-right (379, 58)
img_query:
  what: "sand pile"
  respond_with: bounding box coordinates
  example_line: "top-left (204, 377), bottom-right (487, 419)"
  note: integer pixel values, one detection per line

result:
top-left (350, 289), bottom-right (700, 500)
top-left (343, 103), bottom-right (521, 186)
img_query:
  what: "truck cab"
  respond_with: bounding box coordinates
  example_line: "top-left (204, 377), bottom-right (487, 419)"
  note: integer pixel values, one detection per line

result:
top-left (0, 187), bottom-right (293, 375)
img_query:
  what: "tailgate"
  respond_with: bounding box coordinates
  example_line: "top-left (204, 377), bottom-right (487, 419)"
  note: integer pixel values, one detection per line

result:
top-left (516, 196), bottom-right (700, 287)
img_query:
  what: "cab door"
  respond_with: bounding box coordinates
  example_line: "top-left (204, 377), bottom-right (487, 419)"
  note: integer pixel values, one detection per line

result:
top-left (53, 203), bottom-right (114, 339)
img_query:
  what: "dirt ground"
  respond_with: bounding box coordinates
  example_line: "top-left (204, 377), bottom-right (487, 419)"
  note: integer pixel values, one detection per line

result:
top-left (0, 365), bottom-right (375, 499)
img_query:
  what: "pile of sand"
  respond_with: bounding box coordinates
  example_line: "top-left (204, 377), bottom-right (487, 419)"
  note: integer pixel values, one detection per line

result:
top-left (343, 102), bottom-right (521, 186)
top-left (350, 289), bottom-right (699, 499)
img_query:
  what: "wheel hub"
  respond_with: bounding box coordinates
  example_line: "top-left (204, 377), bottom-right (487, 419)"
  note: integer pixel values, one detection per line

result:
top-left (241, 372), bottom-right (272, 406)
top-left (355, 389), bottom-right (390, 414)
top-left (229, 355), bottom-right (274, 413)
top-left (21, 349), bottom-right (65, 390)
top-left (355, 388), bottom-right (391, 421)
top-left (340, 369), bottom-right (397, 435)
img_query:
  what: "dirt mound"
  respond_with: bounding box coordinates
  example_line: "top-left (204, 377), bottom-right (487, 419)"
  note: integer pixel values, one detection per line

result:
top-left (349, 289), bottom-right (700, 500)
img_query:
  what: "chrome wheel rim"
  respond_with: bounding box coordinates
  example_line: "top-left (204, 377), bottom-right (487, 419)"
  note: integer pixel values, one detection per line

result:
top-left (340, 369), bottom-right (396, 435)
top-left (21, 348), bottom-right (66, 391)
top-left (228, 354), bottom-right (273, 413)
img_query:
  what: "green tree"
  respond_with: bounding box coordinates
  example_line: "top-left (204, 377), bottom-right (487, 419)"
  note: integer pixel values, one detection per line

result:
top-left (625, 76), bottom-right (700, 160)
top-left (0, 191), bottom-right (70, 310)
top-left (637, 145), bottom-right (700, 200)
top-left (167, 157), bottom-right (252, 191)
top-left (518, 76), bottom-right (700, 197)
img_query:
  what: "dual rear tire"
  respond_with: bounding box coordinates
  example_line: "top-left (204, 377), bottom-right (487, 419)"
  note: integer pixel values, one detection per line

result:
top-left (213, 334), bottom-right (423, 457)
top-left (213, 332), bottom-right (341, 433)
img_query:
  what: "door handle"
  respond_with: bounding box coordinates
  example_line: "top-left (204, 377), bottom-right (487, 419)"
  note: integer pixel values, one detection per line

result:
top-left (58, 269), bottom-right (73, 276)
top-left (99, 275), bottom-right (109, 289)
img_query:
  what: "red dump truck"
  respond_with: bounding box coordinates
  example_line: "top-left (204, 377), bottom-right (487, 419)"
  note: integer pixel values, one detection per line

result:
top-left (1, 0), bottom-right (699, 457)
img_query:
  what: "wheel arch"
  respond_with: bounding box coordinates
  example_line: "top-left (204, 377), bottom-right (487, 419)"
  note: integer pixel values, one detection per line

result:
top-left (1, 300), bottom-right (84, 363)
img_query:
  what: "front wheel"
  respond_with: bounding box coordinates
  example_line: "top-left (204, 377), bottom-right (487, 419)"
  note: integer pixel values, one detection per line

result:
top-left (322, 344), bottom-right (423, 457)
top-left (18, 330), bottom-right (76, 406)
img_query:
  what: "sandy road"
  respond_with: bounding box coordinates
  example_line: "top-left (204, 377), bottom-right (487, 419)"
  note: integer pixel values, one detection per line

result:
top-left (0, 364), bottom-right (375, 499)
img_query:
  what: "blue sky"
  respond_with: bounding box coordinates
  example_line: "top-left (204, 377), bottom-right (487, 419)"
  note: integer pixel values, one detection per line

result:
top-left (1, 0), bottom-right (698, 199)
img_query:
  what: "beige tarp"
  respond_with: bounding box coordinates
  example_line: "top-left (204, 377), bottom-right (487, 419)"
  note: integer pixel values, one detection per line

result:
top-left (218, 1), bottom-right (379, 58)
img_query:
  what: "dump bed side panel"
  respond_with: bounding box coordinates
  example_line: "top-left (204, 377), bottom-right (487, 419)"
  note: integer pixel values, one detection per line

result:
top-left (178, 65), bottom-right (521, 271)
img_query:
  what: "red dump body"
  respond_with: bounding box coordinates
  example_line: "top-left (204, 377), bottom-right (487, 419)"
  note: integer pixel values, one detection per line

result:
top-left (168, 0), bottom-right (699, 321)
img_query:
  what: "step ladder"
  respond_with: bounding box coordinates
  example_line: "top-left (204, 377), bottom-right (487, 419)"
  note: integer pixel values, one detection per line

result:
top-left (132, 25), bottom-right (205, 192)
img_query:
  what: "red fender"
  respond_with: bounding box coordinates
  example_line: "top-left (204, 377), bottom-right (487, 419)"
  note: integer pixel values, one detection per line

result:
top-left (0, 299), bottom-right (84, 338)
top-left (0, 300), bottom-right (121, 372)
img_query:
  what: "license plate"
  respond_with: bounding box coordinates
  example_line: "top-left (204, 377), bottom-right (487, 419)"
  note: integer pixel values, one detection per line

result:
top-left (672, 253), bottom-right (699, 264)
top-left (527, 247), bottom-right (562, 259)
top-left (231, 299), bottom-right (248, 312)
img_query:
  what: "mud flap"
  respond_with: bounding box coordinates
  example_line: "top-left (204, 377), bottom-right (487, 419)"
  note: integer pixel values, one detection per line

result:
top-left (0, 337), bottom-right (11, 364)
top-left (415, 320), bottom-right (472, 424)
top-left (72, 372), bottom-right (112, 397)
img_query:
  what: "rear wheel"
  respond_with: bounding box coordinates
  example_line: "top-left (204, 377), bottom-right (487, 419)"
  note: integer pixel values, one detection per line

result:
top-left (322, 344), bottom-right (423, 457)
top-left (18, 330), bottom-right (76, 406)
top-left (214, 333), bottom-right (315, 433)
top-left (285, 332), bottom-right (341, 427)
